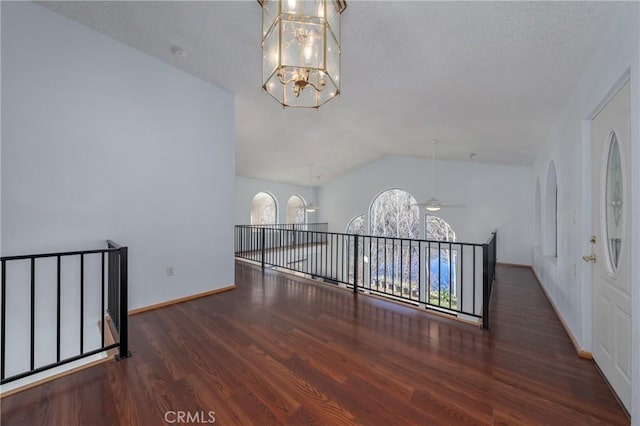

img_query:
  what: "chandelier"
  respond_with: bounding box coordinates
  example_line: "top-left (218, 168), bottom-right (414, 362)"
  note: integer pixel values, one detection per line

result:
top-left (259, 0), bottom-right (346, 108)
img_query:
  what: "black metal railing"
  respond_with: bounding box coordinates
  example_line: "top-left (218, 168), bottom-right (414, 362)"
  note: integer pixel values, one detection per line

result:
top-left (482, 231), bottom-right (497, 328)
top-left (106, 240), bottom-right (130, 360)
top-left (0, 240), bottom-right (130, 385)
top-left (241, 223), bottom-right (328, 232)
top-left (235, 223), bottom-right (329, 266)
top-left (235, 225), bottom-right (497, 328)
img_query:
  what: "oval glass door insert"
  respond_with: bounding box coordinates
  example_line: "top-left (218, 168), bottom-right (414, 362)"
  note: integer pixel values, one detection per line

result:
top-left (605, 133), bottom-right (623, 271)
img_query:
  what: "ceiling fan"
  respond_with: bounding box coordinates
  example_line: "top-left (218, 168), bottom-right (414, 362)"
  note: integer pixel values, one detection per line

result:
top-left (412, 140), bottom-right (463, 211)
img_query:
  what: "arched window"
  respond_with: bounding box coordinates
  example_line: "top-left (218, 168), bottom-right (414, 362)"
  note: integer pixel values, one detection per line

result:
top-left (250, 192), bottom-right (277, 225)
top-left (286, 195), bottom-right (306, 224)
top-left (534, 178), bottom-right (541, 248)
top-left (346, 214), bottom-right (366, 234)
top-left (369, 189), bottom-right (419, 238)
top-left (544, 161), bottom-right (558, 257)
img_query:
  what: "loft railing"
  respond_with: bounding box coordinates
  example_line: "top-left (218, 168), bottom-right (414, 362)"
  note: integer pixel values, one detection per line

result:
top-left (0, 240), bottom-right (130, 385)
top-left (242, 223), bottom-right (328, 232)
top-left (235, 225), bottom-right (497, 329)
top-left (483, 231), bottom-right (497, 328)
top-left (235, 223), bottom-right (329, 267)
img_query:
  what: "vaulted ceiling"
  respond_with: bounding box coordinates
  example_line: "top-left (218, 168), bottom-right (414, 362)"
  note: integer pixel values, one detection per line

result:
top-left (40, 1), bottom-right (621, 185)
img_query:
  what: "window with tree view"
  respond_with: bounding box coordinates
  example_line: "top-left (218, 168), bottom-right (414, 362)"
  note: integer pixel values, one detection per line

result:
top-left (426, 215), bottom-right (457, 308)
top-left (368, 189), bottom-right (420, 299)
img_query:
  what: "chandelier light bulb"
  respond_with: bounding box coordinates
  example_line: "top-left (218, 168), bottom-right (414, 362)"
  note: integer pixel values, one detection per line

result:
top-left (303, 43), bottom-right (312, 64)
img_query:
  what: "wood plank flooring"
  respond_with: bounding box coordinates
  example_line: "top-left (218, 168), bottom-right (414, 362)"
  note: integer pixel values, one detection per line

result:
top-left (1, 261), bottom-right (629, 425)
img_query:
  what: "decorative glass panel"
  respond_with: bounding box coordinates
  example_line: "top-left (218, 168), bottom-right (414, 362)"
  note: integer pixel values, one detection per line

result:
top-left (605, 133), bottom-right (623, 271)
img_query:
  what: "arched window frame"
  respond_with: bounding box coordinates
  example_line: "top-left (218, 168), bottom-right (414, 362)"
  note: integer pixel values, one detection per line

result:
top-left (250, 192), bottom-right (278, 225)
top-left (286, 195), bottom-right (307, 224)
top-left (368, 188), bottom-right (420, 239)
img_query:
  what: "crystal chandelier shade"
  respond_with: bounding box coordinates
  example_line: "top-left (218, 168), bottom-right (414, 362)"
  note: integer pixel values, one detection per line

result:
top-left (260, 0), bottom-right (346, 108)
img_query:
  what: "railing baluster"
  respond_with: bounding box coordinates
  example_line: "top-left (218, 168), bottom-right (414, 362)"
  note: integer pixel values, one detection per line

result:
top-left (384, 238), bottom-right (388, 294)
top-left (261, 228), bottom-right (265, 269)
top-left (391, 240), bottom-right (395, 294)
top-left (101, 251), bottom-right (105, 349)
top-left (30, 258), bottom-right (35, 371)
top-left (376, 238), bottom-right (379, 289)
top-left (353, 235), bottom-right (359, 294)
top-left (334, 234), bottom-right (338, 282)
top-left (482, 242), bottom-right (489, 329)
top-left (368, 236), bottom-right (372, 290)
top-left (460, 245), bottom-right (464, 313)
top-left (323, 234), bottom-right (327, 280)
top-left (418, 242), bottom-right (422, 302)
top-left (57, 256), bottom-right (61, 362)
top-left (427, 241), bottom-right (431, 304)
top-left (449, 242), bottom-right (452, 310)
top-left (437, 241), bottom-right (441, 306)
top-left (117, 247), bottom-right (130, 359)
top-left (80, 253), bottom-right (84, 355)
top-left (1, 259), bottom-right (6, 380)
top-left (473, 246), bottom-right (477, 314)
top-left (400, 239), bottom-right (403, 295)
top-left (279, 230), bottom-right (282, 268)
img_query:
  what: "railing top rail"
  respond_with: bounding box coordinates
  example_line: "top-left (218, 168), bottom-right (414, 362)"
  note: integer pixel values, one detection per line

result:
top-left (235, 224), bottom-right (489, 248)
top-left (2, 240), bottom-right (126, 261)
top-left (236, 223), bottom-right (328, 227)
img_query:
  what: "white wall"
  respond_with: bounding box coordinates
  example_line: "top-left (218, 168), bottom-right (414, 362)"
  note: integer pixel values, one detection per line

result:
top-left (236, 176), bottom-right (318, 225)
top-left (1, 2), bottom-right (235, 314)
top-left (531, 2), bottom-right (639, 421)
top-left (318, 155), bottom-right (533, 265)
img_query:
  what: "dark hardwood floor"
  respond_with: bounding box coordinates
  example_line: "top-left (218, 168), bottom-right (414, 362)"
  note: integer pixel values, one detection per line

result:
top-left (1, 261), bottom-right (629, 425)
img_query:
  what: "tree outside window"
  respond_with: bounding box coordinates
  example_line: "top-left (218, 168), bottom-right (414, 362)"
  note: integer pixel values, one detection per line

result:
top-left (368, 189), bottom-right (420, 298)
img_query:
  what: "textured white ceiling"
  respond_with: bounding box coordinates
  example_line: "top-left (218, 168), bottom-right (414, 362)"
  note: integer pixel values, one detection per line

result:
top-left (39, 1), bottom-right (621, 185)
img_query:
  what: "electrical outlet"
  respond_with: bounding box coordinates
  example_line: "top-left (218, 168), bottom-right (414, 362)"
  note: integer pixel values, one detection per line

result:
top-left (167, 266), bottom-right (174, 276)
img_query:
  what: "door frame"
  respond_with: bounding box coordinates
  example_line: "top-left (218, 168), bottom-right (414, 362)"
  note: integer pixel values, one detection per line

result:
top-left (580, 67), bottom-right (638, 418)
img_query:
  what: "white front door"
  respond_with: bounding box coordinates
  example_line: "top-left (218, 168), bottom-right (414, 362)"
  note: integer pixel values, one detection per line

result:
top-left (589, 80), bottom-right (632, 412)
